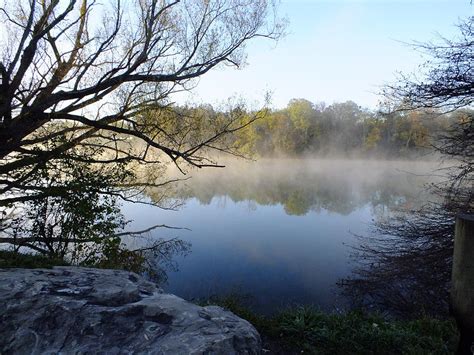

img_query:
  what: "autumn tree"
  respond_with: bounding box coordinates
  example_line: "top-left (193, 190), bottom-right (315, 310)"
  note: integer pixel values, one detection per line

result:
top-left (0, 0), bottom-right (284, 263)
top-left (0, 0), bottom-right (284, 206)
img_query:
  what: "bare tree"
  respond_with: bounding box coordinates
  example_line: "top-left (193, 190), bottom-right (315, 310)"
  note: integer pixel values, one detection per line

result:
top-left (384, 15), bottom-right (473, 205)
top-left (382, 15), bottom-right (473, 213)
top-left (0, 0), bottom-right (284, 206)
top-left (343, 16), bottom-right (473, 318)
top-left (383, 16), bottom-right (473, 111)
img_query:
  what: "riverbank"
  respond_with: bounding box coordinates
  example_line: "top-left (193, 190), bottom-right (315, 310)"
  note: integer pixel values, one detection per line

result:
top-left (1, 251), bottom-right (459, 354)
top-left (202, 295), bottom-right (459, 354)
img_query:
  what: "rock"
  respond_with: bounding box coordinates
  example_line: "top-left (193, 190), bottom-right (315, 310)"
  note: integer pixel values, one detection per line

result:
top-left (0, 267), bottom-right (261, 354)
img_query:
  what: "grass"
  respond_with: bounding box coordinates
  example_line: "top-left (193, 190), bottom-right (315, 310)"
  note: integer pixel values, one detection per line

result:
top-left (0, 250), bottom-right (69, 269)
top-left (201, 295), bottom-right (459, 354)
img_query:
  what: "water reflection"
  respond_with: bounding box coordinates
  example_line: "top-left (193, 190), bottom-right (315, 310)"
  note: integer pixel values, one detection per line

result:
top-left (124, 159), bottom-right (441, 314)
top-left (153, 159), bottom-right (438, 216)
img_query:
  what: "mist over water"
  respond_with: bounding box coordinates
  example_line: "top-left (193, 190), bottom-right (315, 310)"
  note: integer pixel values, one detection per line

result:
top-left (123, 158), bottom-right (444, 314)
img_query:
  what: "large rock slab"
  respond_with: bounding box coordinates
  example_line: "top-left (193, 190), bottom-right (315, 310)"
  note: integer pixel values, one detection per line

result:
top-left (0, 267), bottom-right (261, 354)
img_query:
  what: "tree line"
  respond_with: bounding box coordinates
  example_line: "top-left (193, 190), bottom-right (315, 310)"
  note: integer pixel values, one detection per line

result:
top-left (157, 99), bottom-right (471, 158)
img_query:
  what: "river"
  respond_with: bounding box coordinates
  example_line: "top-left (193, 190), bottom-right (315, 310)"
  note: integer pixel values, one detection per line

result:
top-left (122, 158), bottom-right (443, 314)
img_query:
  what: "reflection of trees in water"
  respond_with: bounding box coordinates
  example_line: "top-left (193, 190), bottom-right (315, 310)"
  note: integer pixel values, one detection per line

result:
top-left (341, 206), bottom-right (454, 318)
top-left (341, 157), bottom-right (471, 318)
top-left (138, 237), bottom-right (191, 285)
top-left (0, 162), bottom-right (191, 286)
top-left (142, 159), bottom-right (453, 308)
top-left (147, 160), bottom-right (438, 216)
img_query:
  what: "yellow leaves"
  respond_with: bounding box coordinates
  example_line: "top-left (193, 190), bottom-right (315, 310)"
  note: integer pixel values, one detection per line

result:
top-left (364, 126), bottom-right (381, 150)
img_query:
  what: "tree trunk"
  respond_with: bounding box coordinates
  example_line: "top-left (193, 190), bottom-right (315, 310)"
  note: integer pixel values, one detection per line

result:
top-left (451, 214), bottom-right (474, 355)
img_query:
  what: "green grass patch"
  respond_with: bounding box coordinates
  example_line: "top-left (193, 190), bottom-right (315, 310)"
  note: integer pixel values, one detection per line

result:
top-left (0, 250), bottom-right (69, 269)
top-left (202, 295), bottom-right (459, 354)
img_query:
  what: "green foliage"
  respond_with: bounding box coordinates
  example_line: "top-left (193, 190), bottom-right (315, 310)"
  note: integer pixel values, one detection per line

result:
top-left (92, 243), bottom-right (146, 274)
top-left (129, 99), bottom-right (459, 159)
top-left (364, 125), bottom-right (382, 150)
top-left (0, 250), bottom-right (69, 269)
top-left (93, 237), bottom-right (191, 284)
top-left (1, 143), bottom-right (191, 282)
top-left (204, 296), bottom-right (458, 354)
top-left (8, 158), bottom-right (129, 264)
top-left (226, 100), bottom-right (464, 157)
top-left (274, 307), bottom-right (457, 354)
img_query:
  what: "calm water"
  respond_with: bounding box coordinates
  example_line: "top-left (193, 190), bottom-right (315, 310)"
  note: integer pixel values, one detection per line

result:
top-left (122, 159), bottom-right (441, 314)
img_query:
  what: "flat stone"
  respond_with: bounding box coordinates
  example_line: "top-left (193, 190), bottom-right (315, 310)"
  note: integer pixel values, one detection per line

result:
top-left (0, 267), bottom-right (261, 354)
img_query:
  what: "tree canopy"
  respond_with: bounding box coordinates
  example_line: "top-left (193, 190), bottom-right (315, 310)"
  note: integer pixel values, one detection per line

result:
top-left (0, 0), bottom-right (284, 205)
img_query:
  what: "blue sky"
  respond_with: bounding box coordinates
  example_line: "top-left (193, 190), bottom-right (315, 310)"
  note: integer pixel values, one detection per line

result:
top-left (176, 0), bottom-right (472, 110)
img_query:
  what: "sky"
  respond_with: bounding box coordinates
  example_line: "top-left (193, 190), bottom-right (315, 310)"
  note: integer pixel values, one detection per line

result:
top-left (176, 0), bottom-right (472, 110)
